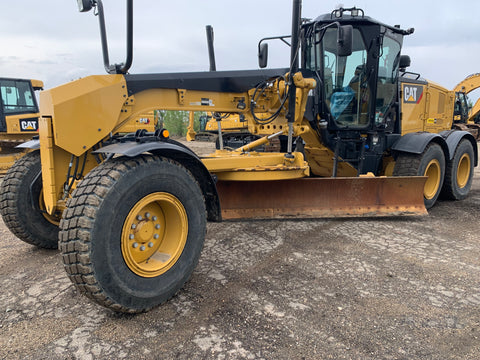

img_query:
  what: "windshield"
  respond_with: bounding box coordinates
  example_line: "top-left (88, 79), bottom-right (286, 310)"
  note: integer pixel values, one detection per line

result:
top-left (309, 27), bottom-right (370, 127)
top-left (0, 79), bottom-right (38, 115)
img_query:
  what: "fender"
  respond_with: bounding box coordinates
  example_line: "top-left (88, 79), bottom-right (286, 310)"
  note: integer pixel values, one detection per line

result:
top-left (391, 132), bottom-right (445, 156)
top-left (16, 138), bottom-right (40, 150)
top-left (96, 138), bottom-right (222, 222)
top-left (440, 130), bottom-right (478, 166)
top-left (96, 138), bottom-right (198, 158)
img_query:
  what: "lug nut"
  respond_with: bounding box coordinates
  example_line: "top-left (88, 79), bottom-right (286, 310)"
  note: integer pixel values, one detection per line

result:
top-left (145, 212), bottom-right (151, 218)
top-left (131, 224), bottom-right (136, 229)
top-left (155, 224), bottom-right (161, 229)
top-left (140, 245), bottom-right (146, 251)
top-left (129, 234), bottom-right (135, 240)
top-left (148, 242), bottom-right (154, 248)
top-left (152, 216), bottom-right (158, 221)
top-left (154, 234), bottom-right (159, 239)
top-left (132, 242), bottom-right (138, 248)
top-left (137, 215), bottom-right (143, 221)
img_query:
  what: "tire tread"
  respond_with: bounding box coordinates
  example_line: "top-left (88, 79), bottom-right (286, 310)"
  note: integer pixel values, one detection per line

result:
top-left (59, 155), bottom-right (204, 313)
top-left (0, 152), bottom-right (58, 248)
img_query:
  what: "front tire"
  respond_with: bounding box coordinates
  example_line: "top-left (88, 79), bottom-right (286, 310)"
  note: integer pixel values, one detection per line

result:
top-left (59, 155), bottom-right (206, 313)
top-left (393, 143), bottom-right (445, 209)
top-left (441, 139), bottom-right (474, 200)
top-left (0, 151), bottom-right (60, 249)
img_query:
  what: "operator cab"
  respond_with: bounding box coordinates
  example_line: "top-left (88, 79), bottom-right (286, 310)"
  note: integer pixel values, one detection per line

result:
top-left (0, 78), bottom-right (41, 132)
top-left (300, 7), bottom-right (413, 174)
top-left (302, 7), bottom-right (412, 131)
top-left (454, 91), bottom-right (469, 123)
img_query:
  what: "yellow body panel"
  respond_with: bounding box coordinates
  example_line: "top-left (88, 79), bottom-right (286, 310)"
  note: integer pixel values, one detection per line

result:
top-left (303, 145), bottom-right (357, 177)
top-left (40, 75), bottom-right (128, 157)
top-left (400, 80), bottom-right (454, 135)
top-left (202, 150), bottom-right (309, 180)
top-left (39, 116), bottom-right (103, 214)
top-left (4, 113), bottom-right (41, 134)
top-left (30, 79), bottom-right (44, 90)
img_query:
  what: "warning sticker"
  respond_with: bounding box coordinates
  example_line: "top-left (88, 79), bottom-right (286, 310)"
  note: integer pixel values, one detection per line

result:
top-left (190, 98), bottom-right (215, 107)
top-left (201, 98), bottom-right (213, 106)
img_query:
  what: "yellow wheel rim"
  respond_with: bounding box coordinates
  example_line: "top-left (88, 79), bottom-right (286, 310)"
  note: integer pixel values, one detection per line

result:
top-left (121, 192), bottom-right (188, 278)
top-left (423, 159), bottom-right (441, 200)
top-left (456, 153), bottom-right (471, 189)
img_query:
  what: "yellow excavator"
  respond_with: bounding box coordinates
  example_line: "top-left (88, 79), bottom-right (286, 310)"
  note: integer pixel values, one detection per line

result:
top-left (452, 73), bottom-right (480, 135)
top-left (0, 78), bottom-right (44, 174)
top-left (1, 0), bottom-right (477, 313)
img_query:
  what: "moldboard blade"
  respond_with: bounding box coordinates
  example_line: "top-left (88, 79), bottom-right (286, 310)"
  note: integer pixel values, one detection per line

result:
top-left (216, 176), bottom-right (427, 219)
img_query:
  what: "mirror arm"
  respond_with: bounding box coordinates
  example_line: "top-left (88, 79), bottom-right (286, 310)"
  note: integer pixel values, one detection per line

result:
top-left (93, 0), bottom-right (133, 74)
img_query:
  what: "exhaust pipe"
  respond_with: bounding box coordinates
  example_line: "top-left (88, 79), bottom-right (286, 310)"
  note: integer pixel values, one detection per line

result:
top-left (286, 0), bottom-right (302, 155)
top-left (206, 25), bottom-right (216, 72)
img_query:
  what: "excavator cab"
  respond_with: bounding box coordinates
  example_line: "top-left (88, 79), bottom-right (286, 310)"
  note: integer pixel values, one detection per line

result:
top-left (454, 91), bottom-right (469, 123)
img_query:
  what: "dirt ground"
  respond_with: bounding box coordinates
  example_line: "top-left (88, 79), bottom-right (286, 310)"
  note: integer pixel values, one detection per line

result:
top-left (1, 141), bottom-right (480, 359)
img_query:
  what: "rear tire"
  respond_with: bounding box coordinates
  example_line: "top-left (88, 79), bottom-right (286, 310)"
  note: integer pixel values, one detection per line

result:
top-left (0, 151), bottom-right (60, 249)
top-left (59, 155), bottom-right (206, 313)
top-left (441, 139), bottom-right (474, 200)
top-left (393, 143), bottom-right (445, 209)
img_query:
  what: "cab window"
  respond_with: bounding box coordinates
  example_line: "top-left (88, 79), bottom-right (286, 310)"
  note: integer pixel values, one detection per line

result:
top-left (0, 80), bottom-right (38, 115)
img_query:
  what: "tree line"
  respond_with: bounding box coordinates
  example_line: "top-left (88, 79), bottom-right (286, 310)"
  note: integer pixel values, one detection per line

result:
top-left (155, 110), bottom-right (205, 137)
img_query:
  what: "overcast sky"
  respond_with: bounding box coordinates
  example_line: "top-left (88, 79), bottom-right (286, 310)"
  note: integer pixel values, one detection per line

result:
top-left (1, 0), bottom-right (480, 100)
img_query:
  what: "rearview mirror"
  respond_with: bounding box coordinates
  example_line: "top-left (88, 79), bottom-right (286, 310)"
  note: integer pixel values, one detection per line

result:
top-left (399, 55), bottom-right (411, 70)
top-left (337, 25), bottom-right (353, 57)
top-left (77, 0), bottom-right (94, 12)
top-left (258, 43), bottom-right (268, 68)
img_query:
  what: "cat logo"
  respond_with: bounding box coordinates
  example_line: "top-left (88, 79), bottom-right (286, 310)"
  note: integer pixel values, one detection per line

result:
top-left (19, 118), bottom-right (39, 132)
top-left (403, 85), bottom-right (424, 104)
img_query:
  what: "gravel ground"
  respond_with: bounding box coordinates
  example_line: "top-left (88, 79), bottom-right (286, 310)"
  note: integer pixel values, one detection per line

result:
top-left (1, 141), bottom-right (480, 359)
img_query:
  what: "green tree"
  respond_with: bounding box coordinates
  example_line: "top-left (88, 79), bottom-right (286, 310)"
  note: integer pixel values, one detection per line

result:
top-left (154, 110), bottom-right (206, 137)
top-left (155, 110), bottom-right (187, 136)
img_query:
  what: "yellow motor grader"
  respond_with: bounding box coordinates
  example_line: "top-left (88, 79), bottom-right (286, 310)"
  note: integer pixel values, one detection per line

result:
top-left (0, 78), bottom-right (44, 174)
top-left (1, 0), bottom-right (477, 313)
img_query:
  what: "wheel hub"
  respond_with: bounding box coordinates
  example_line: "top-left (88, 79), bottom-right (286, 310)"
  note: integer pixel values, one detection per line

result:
top-left (424, 159), bottom-right (441, 200)
top-left (456, 153), bottom-right (471, 189)
top-left (121, 192), bottom-right (188, 277)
